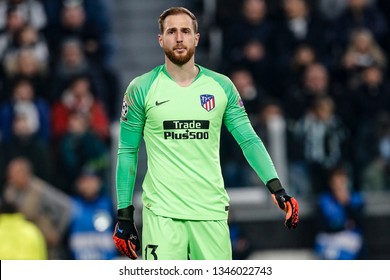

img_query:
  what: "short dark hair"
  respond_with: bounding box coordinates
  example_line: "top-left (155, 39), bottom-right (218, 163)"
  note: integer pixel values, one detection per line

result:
top-left (158, 7), bottom-right (198, 34)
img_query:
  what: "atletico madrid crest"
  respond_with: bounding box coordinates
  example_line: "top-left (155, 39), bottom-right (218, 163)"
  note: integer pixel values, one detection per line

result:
top-left (200, 94), bottom-right (215, 112)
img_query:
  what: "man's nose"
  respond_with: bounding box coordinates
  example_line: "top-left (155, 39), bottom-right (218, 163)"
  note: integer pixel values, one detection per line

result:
top-left (176, 32), bottom-right (183, 42)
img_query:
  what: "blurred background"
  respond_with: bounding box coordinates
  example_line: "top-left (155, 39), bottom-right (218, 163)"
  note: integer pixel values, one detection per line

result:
top-left (1, 0), bottom-right (390, 260)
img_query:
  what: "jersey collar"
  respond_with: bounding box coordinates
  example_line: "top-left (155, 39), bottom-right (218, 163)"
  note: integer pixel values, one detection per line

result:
top-left (162, 64), bottom-right (203, 85)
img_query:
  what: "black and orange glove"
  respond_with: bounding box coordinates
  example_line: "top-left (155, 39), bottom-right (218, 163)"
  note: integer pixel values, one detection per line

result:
top-left (267, 179), bottom-right (299, 229)
top-left (113, 205), bottom-right (140, 259)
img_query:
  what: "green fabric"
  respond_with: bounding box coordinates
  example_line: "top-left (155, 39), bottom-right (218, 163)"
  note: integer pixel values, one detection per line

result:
top-left (116, 64), bottom-right (279, 219)
top-left (142, 207), bottom-right (231, 260)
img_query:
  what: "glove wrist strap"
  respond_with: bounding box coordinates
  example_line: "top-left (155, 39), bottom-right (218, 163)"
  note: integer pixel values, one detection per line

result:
top-left (266, 178), bottom-right (284, 194)
top-left (117, 205), bottom-right (135, 222)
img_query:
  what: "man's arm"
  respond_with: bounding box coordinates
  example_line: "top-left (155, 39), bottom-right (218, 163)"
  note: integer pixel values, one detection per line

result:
top-left (222, 78), bottom-right (298, 228)
top-left (113, 114), bottom-right (143, 259)
top-left (115, 121), bottom-right (143, 209)
top-left (229, 122), bottom-right (299, 229)
top-left (113, 82), bottom-right (146, 259)
top-left (115, 78), bottom-right (146, 209)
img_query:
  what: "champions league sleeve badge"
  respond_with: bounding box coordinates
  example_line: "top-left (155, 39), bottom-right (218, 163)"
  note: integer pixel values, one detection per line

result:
top-left (121, 98), bottom-right (128, 121)
top-left (200, 94), bottom-right (215, 112)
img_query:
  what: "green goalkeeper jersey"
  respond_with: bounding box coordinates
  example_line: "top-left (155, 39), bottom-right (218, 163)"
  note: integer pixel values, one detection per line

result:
top-left (116, 64), bottom-right (279, 220)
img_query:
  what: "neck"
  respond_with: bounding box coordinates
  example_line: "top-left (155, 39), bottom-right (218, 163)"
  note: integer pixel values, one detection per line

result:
top-left (165, 58), bottom-right (199, 87)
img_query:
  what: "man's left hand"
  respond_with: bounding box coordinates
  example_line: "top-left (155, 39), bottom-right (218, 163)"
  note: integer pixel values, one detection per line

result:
top-left (272, 189), bottom-right (299, 229)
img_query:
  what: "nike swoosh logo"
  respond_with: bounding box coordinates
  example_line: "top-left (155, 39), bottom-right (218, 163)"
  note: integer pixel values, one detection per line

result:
top-left (117, 227), bottom-right (124, 233)
top-left (155, 100), bottom-right (170, 106)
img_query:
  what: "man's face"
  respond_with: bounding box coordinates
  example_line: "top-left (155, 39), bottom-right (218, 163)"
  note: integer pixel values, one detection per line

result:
top-left (7, 160), bottom-right (30, 189)
top-left (159, 14), bottom-right (199, 65)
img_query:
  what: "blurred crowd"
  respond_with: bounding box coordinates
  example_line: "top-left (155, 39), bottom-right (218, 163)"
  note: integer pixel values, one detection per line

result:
top-left (217, 0), bottom-right (390, 197)
top-left (0, 0), bottom-right (118, 260)
top-left (0, 0), bottom-right (388, 260)
top-left (215, 0), bottom-right (387, 260)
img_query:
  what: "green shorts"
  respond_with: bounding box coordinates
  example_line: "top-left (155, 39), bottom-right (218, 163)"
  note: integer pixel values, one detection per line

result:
top-left (142, 207), bottom-right (232, 260)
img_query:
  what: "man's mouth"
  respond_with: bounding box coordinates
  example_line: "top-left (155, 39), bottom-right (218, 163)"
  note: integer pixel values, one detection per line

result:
top-left (174, 46), bottom-right (186, 52)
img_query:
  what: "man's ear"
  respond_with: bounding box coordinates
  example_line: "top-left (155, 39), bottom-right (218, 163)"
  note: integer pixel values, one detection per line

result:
top-left (195, 32), bottom-right (200, 47)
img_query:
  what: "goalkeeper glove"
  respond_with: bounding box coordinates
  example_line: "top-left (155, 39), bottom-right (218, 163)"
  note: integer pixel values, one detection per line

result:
top-left (113, 205), bottom-right (140, 259)
top-left (267, 179), bottom-right (299, 229)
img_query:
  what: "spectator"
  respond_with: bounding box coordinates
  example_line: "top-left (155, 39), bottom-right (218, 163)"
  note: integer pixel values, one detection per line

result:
top-left (42, 0), bottom-right (122, 119)
top-left (0, 6), bottom-right (27, 74)
top-left (291, 63), bottom-right (351, 128)
top-left (42, 0), bottom-right (113, 47)
top-left (351, 65), bottom-right (390, 128)
top-left (290, 95), bottom-right (349, 194)
top-left (44, 0), bottom-right (108, 68)
top-left (283, 63), bottom-right (334, 121)
top-left (331, 0), bottom-right (388, 52)
top-left (2, 157), bottom-right (72, 259)
top-left (338, 28), bottom-right (387, 90)
top-left (51, 74), bottom-right (110, 142)
top-left (2, 24), bottom-right (50, 74)
top-left (0, 0), bottom-right (47, 31)
top-left (0, 78), bottom-right (51, 143)
top-left (48, 38), bottom-right (105, 103)
top-left (2, 48), bottom-right (49, 101)
top-left (67, 169), bottom-right (117, 260)
top-left (221, 0), bottom-right (274, 91)
top-left (272, 0), bottom-right (331, 94)
top-left (42, 0), bottom-right (115, 68)
top-left (350, 65), bottom-right (390, 189)
top-left (229, 66), bottom-right (267, 120)
top-left (41, 0), bottom-right (120, 120)
top-left (0, 197), bottom-right (47, 260)
top-left (287, 43), bottom-right (318, 89)
top-left (55, 111), bottom-right (109, 194)
top-left (314, 165), bottom-right (365, 259)
top-left (1, 105), bottom-right (53, 183)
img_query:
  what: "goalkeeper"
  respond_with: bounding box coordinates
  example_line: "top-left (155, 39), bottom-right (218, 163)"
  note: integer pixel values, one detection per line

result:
top-left (113, 6), bottom-right (299, 260)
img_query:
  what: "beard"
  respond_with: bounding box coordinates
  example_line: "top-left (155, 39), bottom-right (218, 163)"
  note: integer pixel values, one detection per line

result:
top-left (164, 45), bottom-right (195, 66)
